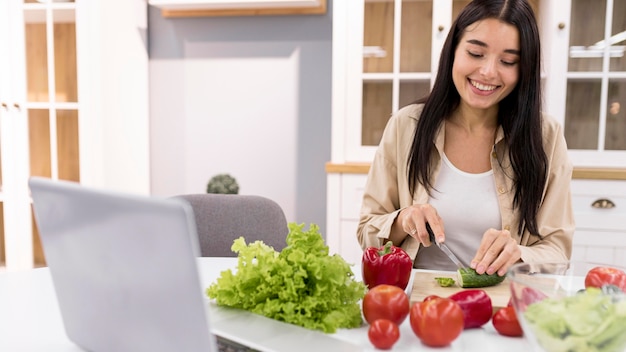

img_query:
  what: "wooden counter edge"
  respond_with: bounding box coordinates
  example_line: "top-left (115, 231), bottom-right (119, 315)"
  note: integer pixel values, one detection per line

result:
top-left (325, 162), bottom-right (371, 175)
top-left (325, 162), bottom-right (626, 180)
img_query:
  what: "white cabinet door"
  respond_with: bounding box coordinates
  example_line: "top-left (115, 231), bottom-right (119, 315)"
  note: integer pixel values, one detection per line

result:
top-left (332, 0), bottom-right (472, 163)
top-left (326, 173), bottom-right (366, 262)
top-left (570, 179), bottom-right (626, 267)
top-left (541, 0), bottom-right (626, 167)
top-left (0, 0), bottom-right (149, 271)
top-left (0, 0), bottom-right (37, 271)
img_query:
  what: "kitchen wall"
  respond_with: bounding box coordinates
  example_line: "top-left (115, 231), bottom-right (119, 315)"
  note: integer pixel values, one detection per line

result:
top-left (147, 3), bottom-right (333, 236)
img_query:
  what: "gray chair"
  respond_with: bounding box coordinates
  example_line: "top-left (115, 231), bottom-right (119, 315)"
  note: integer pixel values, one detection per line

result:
top-left (175, 193), bottom-right (289, 257)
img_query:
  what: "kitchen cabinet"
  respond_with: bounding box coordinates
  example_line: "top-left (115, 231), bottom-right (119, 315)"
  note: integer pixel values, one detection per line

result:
top-left (539, 0), bottom-right (626, 167)
top-left (327, 0), bottom-right (626, 266)
top-left (570, 179), bottom-right (626, 268)
top-left (331, 0), bottom-right (473, 163)
top-left (0, 0), bottom-right (150, 272)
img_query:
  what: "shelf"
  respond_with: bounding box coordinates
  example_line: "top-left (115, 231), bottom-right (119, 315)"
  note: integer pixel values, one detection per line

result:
top-left (148, 0), bottom-right (327, 17)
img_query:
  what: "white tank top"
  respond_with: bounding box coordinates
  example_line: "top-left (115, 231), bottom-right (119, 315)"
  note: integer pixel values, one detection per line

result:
top-left (414, 153), bottom-right (502, 270)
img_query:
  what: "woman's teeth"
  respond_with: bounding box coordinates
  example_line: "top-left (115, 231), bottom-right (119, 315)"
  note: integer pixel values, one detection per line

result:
top-left (470, 80), bottom-right (497, 91)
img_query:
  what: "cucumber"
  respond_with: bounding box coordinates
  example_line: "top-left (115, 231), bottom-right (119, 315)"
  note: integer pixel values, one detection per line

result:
top-left (434, 277), bottom-right (456, 287)
top-left (457, 267), bottom-right (506, 288)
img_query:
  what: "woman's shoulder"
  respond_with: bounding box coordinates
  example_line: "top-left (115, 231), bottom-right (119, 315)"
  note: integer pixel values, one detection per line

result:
top-left (396, 103), bottom-right (424, 118)
top-left (540, 113), bottom-right (564, 137)
top-left (391, 104), bottom-right (423, 126)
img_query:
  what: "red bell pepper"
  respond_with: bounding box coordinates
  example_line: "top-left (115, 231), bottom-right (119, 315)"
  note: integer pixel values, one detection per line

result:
top-left (362, 242), bottom-right (412, 290)
top-left (448, 289), bottom-right (493, 329)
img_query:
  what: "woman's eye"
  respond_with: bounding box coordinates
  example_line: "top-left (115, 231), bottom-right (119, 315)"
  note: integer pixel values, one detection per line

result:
top-left (467, 51), bottom-right (482, 58)
top-left (501, 60), bottom-right (518, 66)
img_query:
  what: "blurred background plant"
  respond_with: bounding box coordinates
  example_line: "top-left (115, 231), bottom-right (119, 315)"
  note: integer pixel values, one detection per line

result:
top-left (207, 173), bottom-right (239, 194)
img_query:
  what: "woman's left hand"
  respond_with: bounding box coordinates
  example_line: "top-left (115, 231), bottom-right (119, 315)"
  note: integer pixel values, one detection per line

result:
top-left (470, 229), bottom-right (521, 276)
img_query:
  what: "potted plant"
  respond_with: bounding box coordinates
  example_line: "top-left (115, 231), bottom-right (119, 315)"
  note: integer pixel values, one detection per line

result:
top-left (206, 173), bottom-right (239, 194)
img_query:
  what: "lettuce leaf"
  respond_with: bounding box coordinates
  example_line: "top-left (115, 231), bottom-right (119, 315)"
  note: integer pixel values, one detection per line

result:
top-left (206, 223), bottom-right (367, 333)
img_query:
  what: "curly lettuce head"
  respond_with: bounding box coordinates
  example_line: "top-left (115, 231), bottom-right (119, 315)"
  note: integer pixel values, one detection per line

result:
top-left (206, 223), bottom-right (366, 333)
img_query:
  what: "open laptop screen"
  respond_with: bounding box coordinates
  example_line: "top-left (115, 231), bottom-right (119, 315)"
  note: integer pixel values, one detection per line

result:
top-left (29, 177), bottom-right (216, 352)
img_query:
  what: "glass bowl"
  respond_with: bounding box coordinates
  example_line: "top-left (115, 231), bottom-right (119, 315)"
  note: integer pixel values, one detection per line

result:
top-left (507, 261), bottom-right (626, 352)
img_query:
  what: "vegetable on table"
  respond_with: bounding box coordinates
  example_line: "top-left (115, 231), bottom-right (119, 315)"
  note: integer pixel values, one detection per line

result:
top-left (362, 241), bottom-right (413, 290)
top-left (493, 306), bottom-right (523, 337)
top-left (524, 287), bottom-right (626, 352)
top-left (205, 223), bottom-right (367, 333)
top-left (423, 294), bottom-right (441, 302)
top-left (457, 267), bottom-right (506, 288)
top-left (434, 277), bottom-right (456, 287)
top-left (409, 297), bottom-right (464, 347)
top-left (362, 284), bottom-right (410, 326)
top-left (448, 289), bottom-right (493, 329)
top-left (585, 266), bottom-right (626, 293)
top-left (368, 319), bottom-right (400, 350)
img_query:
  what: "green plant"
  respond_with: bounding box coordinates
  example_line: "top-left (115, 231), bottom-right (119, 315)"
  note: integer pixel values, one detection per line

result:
top-left (206, 173), bottom-right (239, 194)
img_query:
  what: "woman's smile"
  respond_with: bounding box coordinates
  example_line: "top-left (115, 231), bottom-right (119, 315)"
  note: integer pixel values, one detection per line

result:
top-left (469, 79), bottom-right (500, 93)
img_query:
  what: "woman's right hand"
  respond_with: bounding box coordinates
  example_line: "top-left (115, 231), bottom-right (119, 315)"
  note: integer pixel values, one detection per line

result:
top-left (397, 204), bottom-right (445, 246)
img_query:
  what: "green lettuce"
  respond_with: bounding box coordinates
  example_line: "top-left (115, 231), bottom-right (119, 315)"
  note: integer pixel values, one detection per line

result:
top-left (524, 288), bottom-right (626, 352)
top-left (206, 223), bottom-right (367, 333)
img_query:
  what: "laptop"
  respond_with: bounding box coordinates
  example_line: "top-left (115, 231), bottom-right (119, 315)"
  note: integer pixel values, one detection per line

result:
top-left (28, 177), bottom-right (217, 352)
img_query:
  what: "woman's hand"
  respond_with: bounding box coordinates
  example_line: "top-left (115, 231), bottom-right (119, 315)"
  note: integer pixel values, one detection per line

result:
top-left (397, 204), bottom-right (445, 246)
top-left (470, 229), bottom-right (521, 276)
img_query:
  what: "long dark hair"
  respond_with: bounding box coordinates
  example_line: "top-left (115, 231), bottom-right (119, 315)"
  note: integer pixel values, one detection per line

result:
top-left (407, 0), bottom-right (546, 236)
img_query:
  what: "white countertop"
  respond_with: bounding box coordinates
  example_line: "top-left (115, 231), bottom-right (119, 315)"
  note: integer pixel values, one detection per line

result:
top-left (0, 257), bottom-right (532, 351)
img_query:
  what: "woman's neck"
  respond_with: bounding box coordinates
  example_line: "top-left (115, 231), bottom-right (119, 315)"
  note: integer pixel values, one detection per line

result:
top-left (450, 103), bottom-right (499, 133)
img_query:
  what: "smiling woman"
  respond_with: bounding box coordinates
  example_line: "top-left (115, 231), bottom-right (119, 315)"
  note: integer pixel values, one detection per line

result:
top-left (357, 0), bottom-right (574, 278)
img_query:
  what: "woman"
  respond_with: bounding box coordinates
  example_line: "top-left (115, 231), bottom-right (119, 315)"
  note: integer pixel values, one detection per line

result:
top-left (357, 0), bottom-right (574, 277)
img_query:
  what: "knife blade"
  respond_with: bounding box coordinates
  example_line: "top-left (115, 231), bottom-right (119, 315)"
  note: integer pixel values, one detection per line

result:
top-left (426, 223), bottom-right (466, 270)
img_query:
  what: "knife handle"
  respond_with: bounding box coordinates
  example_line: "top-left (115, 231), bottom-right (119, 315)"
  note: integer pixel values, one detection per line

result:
top-left (426, 223), bottom-right (437, 245)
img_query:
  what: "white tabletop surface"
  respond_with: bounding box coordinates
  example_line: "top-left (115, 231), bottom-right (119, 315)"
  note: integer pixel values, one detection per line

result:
top-left (0, 257), bottom-right (533, 351)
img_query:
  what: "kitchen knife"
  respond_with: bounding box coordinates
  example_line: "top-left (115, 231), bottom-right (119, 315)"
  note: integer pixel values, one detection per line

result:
top-left (426, 223), bottom-right (466, 270)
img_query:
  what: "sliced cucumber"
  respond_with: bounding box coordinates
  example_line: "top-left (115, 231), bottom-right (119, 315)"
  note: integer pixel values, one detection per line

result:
top-left (434, 277), bottom-right (456, 287)
top-left (457, 267), bottom-right (506, 288)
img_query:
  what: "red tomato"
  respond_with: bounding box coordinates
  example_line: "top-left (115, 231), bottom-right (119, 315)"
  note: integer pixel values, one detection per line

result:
top-left (362, 284), bottom-right (410, 326)
top-left (422, 294), bottom-right (440, 302)
top-left (368, 319), bottom-right (400, 350)
top-left (584, 266), bottom-right (626, 292)
top-left (492, 306), bottom-right (523, 337)
top-left (409, 297), bottom-right (464, 347)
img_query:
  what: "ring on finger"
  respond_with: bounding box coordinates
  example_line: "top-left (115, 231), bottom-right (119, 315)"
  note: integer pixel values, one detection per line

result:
top-left (409, 228), bottom-right (417, 235)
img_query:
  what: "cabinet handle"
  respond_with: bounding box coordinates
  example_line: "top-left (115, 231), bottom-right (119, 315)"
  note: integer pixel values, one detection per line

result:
top-left (13, 103), bottom-right (21, 111)
top-left (558, 22), bottom-right (566, 30)
top-left (438, 25), bottom-right (444, 32)
top-left (1, 102), bottom-right (7, 111)
top-left (591, 198), bottom-right (615, 209)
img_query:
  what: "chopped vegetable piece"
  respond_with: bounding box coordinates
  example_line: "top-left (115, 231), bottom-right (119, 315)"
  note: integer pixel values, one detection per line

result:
top-left (435, 277), bottom-right (456, 287)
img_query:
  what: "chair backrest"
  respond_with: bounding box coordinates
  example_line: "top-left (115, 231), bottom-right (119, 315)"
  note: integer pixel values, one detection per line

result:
top-left (174, 194), bottom-right (289, 257)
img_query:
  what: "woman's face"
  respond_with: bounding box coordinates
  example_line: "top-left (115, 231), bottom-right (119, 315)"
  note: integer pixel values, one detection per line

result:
top-left (452, 18), bottom-right (520, 112)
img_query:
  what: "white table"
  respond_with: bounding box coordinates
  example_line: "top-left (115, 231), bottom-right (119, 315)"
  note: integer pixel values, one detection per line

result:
top-left (0, 257), bottom-right (532, 351)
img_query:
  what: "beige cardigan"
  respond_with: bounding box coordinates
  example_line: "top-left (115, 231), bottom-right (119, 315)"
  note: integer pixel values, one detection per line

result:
top-left (357, 104), bottom-right (574, 264)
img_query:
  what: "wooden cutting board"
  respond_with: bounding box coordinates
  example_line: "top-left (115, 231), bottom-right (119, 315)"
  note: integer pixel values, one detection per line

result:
top-left (410, 271), bottom-right (511, 311)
